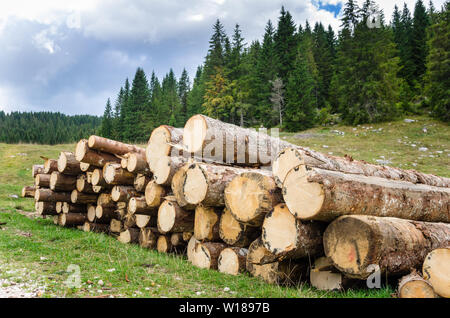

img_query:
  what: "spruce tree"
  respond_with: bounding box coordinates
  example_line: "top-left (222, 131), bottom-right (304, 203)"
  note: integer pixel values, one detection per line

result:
top-left (126, 68), bottom-right (151, 141)
top-left (274, 6), bottom-right (297, 85)
top-left (178, 68), bottom-right (190, 125)
top-left (100, 98), bottom-right (113, 138)
top-left (186, 66), bottom-right (206, 118)
top-left (412, 0), bottom-right (431, 81)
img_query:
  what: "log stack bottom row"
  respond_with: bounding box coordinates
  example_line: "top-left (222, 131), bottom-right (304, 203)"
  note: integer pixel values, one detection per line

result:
top-left (21, 114), bottom-right (450, 298)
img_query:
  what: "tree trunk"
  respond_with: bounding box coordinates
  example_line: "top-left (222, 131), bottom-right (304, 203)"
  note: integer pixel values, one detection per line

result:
top-left (247, 259), bottom-right (309, 285)
top-left (75, 139), bottom-right (121, 167)
top-left (157, 200), bottom-right (194, 234)
top-left (59, 213), bottom-right (86, 227)
top-left (146, 125), bottom-right (184, 170)
top-left (194, 205), bottom-right (221, 241)
top-left (135, 214), bottom-right (156, 228)
top-left (183, 162), bottom-right (259, 207)
top-left (32, 164), bottom-right (45, 177)
top-left (128, 196), bottom-right (155, 215)
top-left (171, 163), bottom-right (196, 210)
top-left (398, 272), bottom-right (437, 298)
top-left (422, 248), bottom-right (450, 298)
top-left (134, 174), bottom-right (151, 192)
top-left (262, 203), bottom-right (325, 260)
top-left (183, 114), bottom-right (292, 166)
top-left (110, 219), bottom-right (123, 233)
top-left (218, 247), bottom-right (248, 275)
top-left (71, 190), bottom-right (98, 204)
top-left (88, 135), bottom-right (145, 156)
top-left (152, 156), bottom-right (188, 186)
top-left (57, 152), bottom-right (82, 175)
top-left (283, 165), bottom-right (450, 222)
top-left (192, 242), bottom-right (227, 269)
top-left (157, 235), bottom-right (173, 253)
top-left (111, 185), bottom-right (139, 202)
top-left (246, 237), bottom-right (278, 265)
top-left (273, 146), bottom-right (450, 188)
top-left (145, 180), bottom-right (168, 208)
top-left (83, 222), bottom-right (110, 233)
top-left (50, 172), bottom-right (77, 192)
top-left (62, 202), bottom-right (86, 214)
top-left (103, 163), bottom-right (135, 185)
top-left (43, 158), bottom-right (58, 174)
top-left (36, 201), bottom-right (57, 215)
top-left (35, 189), bottom-right (72, 202)
top-left (310, 257), bottom-right (360, 291)
top-left (118, 228), bottom-right (140, 244)
top-left (225, 171), bottom-right (280, 226)
top-left (219, 208), bottom-right (260, 247)
top-left (127, 152), bottom-right (150, 174)
top-left (324, 215), bottom-right (450, 279)
top-left (21, 186), bottom-right (36, 198)
top-left (35, 174), bottom-right (51, 188)
top-left (139, 227), bottom-right (158, 249)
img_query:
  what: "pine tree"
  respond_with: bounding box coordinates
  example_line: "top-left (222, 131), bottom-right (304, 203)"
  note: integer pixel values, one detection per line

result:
top-left (274, 6), bottom-right (297, 85)
top-left (100, 98), bottom-right (113, 138)
top-left (178, 68), bottom-right (190, 125)
top-left (412, 0), bottom-right (431, 81)
top-left (202, 67), bottom-right (234, 120)
top-left (112, 87), bottom-right (124, 140)
top-left (341, 0), bottom-right (359, 31)
top-left (204, 19), bottom-right (227, 79)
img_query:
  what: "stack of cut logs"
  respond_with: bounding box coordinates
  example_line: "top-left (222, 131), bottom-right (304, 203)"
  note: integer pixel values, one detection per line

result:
top-left (21, 114), bottom-right (450, 298)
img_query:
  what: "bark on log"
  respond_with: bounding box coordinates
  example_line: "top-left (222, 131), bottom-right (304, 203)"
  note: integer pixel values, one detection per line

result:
top-left (75, 139), bottom-right (121, 167)
top-left (110, 219), bottom-right (124, 233)
top-left (128, 196), bottom-right (155, 215)
top-left (145, 180), bottom-right (167, 208)
top-left (103, 163), bottom-right (135, 185)
top-left (35, 174), bottom-right (51, 188)
top-left (59, 213), bottom-right (86, 227)
top-left (183, 114), bottom-right (291, 166)
top-left (146, 125), bottom-right (184, 170)
top-left (192, 242), bottom-right (227, 269)
top-left (111, 185), bottom-right (139, 202)
top-left (21, 186), bottom-right (36, 198)
top-left (43, 158), bottom-right (58, 174)
top-left (398, 272), bottom-right (437, 298)
top-left (273, 146), bottom-right (450, 188)
top-left (36, 201), bottom-right (57, 215)
top-left (218, 247), bottom-right (248, 275)
top-left (262, 203), bottom-right (325, 260)
top-left (157, 200), bottom-right (194, 234)
top-left (134, 174), bottom-right (151, 192)
top-left (225, 171), bottom-right (280, 226)
top-left (97, 193), bottom-right (115, 208)
top-left (171, 163), bottom-right (196, 210)
top-left (35, 189), bottom-right (71, 202)
top-left (71, 190), bottom-right (98, 204)
top-left (135, 214), bottom-right (156, 228)
top-left (118, 228), bottom-right (140, 244)
top-left (324, 215), bottom-right (450, 279)
top-left (219, 208), bottom-right (260, 247)
top-left (57, 152), bottom-right (82, 175)
top-left (157, 235), bottom-right (173, 253)
top-left (123, 212), bottom-right (137, 229)
top-left (127, 152), bottom-right (150, 174)
top-left (183, 162), bottom-right (259, 207)
top-left (246, 237), bottom-right (278, 265)
top-left (50, 172), bottom-right (77, 191)
top-left (283, 165), bottom-right (450, 222)
top-left (139, 227), bottom-right (158, 249)
top-left (32, 164), bottom-right (45, 177)
top-left (88, 135), bottom-right (145, 156)
top-left (422, 248), bottom-right (450, 298)
top-left (83, 222), bottom-right (110, 233)
top-left (62, 202), bottom-right (85, 214)
top-left (310, 257), bottom-right (360, 291)
top-left (152, 155), bottom-right (188, 186)
top-left (247, 259), bottom-right (309, 285)
top-left (194, 205), bottom-right (221, 241)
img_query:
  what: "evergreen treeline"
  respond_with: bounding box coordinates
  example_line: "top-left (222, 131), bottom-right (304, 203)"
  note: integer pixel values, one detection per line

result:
top-left (0, 111), bottom-right (101, 144)
top-left (99, 0), bottom-right (448, 141)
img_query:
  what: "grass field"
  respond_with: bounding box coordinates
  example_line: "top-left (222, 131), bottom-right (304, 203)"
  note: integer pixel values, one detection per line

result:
top-left (0, 115), bottom-right (448, 298)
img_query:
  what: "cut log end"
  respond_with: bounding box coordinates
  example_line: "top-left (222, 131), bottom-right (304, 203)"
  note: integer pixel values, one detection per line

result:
top-left (157, 235), bottom-right (172, 253)
top-left (118, 228), bottom-right (139, 244)
top-left (272, 147), bottom-right (305, 187)
top-left (422, 248), bottom-right (450, 298)
top-left (183, 164), bottom-right (208, 205)
top-left (398, 272), bottom-right (437, 298)
top-left (192, 242), bottom-right (227, 270)
top-left (145, 181), bottom-right (166, 207)
top-left (194, 205), bottom-right (220, 241)
top-left (218, 247), bottom-right (248, 275)
top-left (310, 257), bottom-right (347, 291)
top-left (183, 114), bottom-right (207, 154)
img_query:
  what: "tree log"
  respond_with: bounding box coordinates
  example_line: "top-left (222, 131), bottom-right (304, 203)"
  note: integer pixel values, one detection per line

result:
top-left (128, 196), bottom-right (155, 215)
top-left (21, 186), bottom-right (36, 198)
top-left (283, 165), bottom-right (450, 222)
top-left (219, 208), bottom-right (260, 247)
top-left (87, 204), bottom-right (97, 222)
top-left (422, 248), bottom-right (450, 298)
top-left (88, 135), bottom-right (144, 155)
top-left (246, 237), bottom-right (278, 265)
top-left (71, 190), bottom-right (97, 204)
top-left (310, 257), bottom-right (360, 291)
top-left (171, 163), bottom-right (196, 210)
top-left (92, 185), bottom-right (103, 193)
top-left (79, 162), bottom-right (91, 172)
top-left (157, 200), bottom-right (194, 234)
top-left (111, 185), bottom-right (139, 202)
top-left (103, 163), bottom-right (135, 185)
top-left (135, 214), bottom-right (156, 228)
top-left (76, 175), bottom-right (95, 193)
top-left (273, 146), bottom-right (450, 188)
top-left (183, 162), bottom-right (258, 206)
top-left (262, 203), bottom-right (325, 260)
top-left (35, 189), bottom-right (71, 202)
top-left (157, 235), bottom-right (173, 253)
top-left (194, 205), bottom-right (221, 241)
top-left (127, 152), bottom-right (150, 174)
top-left (152, 155), bottom-right (188, 186)
top-left (36, 201), bottom-right (57, 215)
top-left (187, 236), bottom-right (200, 262)
top-left (225, 171), bottom-right (280, 226)
top-left (43, 158), bottom-right (58, 174)
top-left (92, 168), bottom-right (108, 187)
top-left (398, 272), bottom-right (437, 298)
top-left (56, 202), bottom-right (63, 214)
top-left (118, 228), bottom-right (140, 244)
top-left (146, 125), bottom-right (184, 170)
top-left (134, 174), bottom-right (151, 192)
top-left (32, 164), bottom-right (45, 177)
top-left (145, 180), bottom-right (167, 208)
top-left (247, 259), bottom-right (309, 285)
top-left (75, 139), bottom-right (120, 167)
top-left (50, 172), bottom-right (77, 191)
top-left (110, 219), bottom-right (124, 233)
top-left (139, 227), bottom-right (158, 249)
top-left (218, 247), bottom-right (248, 275)
top-left (121, 156), bottom-right (128, 169)
top-left (183, 232), bottom-right (193, 242)
top-left (97, 193), bottom-right (115, 208)
top-left (83, 222), bottom-right (110, 233)
top-left (192, 242), bottom-right (227, 269)
top-left (123, 212), bottom-right (137, 229)
top-left (35, 174), bottom-right (51, 188)
top-left (59, 213), bottom-right (86, 227)
top-left (170, 233), bottom-right (186, 247)
top-left (57, 152), bottom-right (82, 175)
top-left (95, 206), bottom-right (118, 223)
top-left (183, 114), bottom-right (291, 166)
top-left (62, 202), bottom-right (85, 214)
top-left (324, 215), bottom-right (450, 279)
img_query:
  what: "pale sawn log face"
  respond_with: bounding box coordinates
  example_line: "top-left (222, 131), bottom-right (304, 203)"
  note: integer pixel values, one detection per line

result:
top-left (422, 248), bottom-right (450, 298)
top-left (397, 272), bottom-right (437, 298)
top-left (219, 208), bottom-right (260, 247)
top-left (194, 205), bottom-right (221, 241)
top-left (218, 247), bottom-right (248, 275)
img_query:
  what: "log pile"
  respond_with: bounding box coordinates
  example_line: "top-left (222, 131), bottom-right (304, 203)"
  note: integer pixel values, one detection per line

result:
top-left (21, 114), bottom-right (450, 297)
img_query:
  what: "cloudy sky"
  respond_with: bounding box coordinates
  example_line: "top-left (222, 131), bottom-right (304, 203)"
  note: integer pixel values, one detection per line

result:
top-left (0, 0), bottom-right (443, 116)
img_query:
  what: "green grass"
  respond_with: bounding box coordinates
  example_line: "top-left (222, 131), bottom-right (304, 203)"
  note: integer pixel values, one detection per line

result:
top-left (0, 115), bottom-right (448, 298)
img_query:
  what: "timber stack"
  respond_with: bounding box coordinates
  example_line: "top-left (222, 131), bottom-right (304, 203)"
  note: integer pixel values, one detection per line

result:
top-left (21, 114), bottom-right (450, 298)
